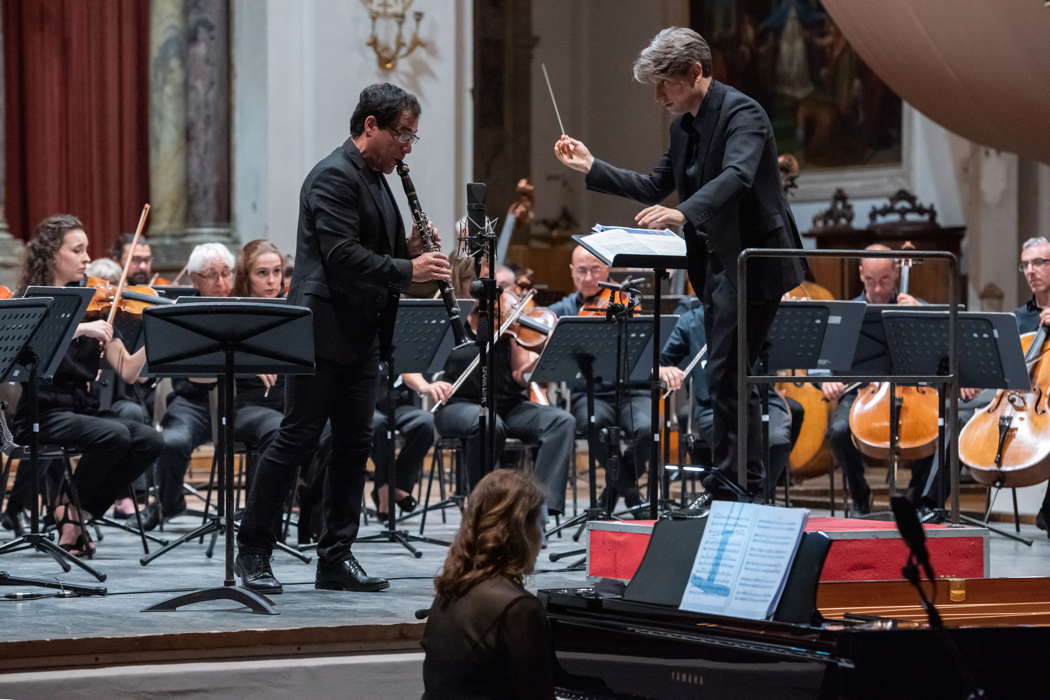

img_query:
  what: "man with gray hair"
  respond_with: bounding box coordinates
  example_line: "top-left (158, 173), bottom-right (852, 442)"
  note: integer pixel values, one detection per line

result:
top-left (554, 26), bottom-right (804, 502)
top-left (152, 242), bottom-right (235, 521)
top-left (1014, 236), bottom-right (1050, 531)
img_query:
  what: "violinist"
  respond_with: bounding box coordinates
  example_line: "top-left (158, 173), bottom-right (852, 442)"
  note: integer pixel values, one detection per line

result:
top-left (10, 215), bottom-right (163, 558)
top-left (431, 253), bottom-right (575, 521)
top-left (549, 245), bottom-right (652, 511)
top-left (1013, 236), bottom-right (1050, 532)
top-left (821, 245), bottom-right (931, 513)
top-left (153, 242), bottom-right (234, 523)
top-left (109, 233), bottom-right (154, 286)
top-left (231, 240), bottom-right (288, 458)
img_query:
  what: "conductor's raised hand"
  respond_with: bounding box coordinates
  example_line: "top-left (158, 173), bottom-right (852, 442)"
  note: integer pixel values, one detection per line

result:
top-left (408, 221), bottom-right (439, 257)
top-left (411, 251), bottom-right (452, 283)
top-left (635, 205), bottom-right (685, 229)
top-left (553, 136), bottom-right (594, 173)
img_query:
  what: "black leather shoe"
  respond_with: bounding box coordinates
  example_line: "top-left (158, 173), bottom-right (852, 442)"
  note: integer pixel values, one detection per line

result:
top-left (138, 502), bottom-right (161, 532)
top-left (1, 509), bottom-right (27, 537)
top-left (316, 553), bottom-right (389, 592)
top-left (235, 552), bottom-right (284, 594)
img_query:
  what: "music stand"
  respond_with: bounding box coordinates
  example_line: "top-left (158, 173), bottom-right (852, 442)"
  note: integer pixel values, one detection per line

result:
top-left (534, 316), bottom-right (653, 567)
top-left (140, 301), bottom-right (314, 614)
top-left (882, 310), bottom-right (1031, 543)
top-left (574, 226), bottom-right (689, 518)
top-left (0, 290), bottom-right (108, 594)
top-left (356, 300), bottom-right (452, 556)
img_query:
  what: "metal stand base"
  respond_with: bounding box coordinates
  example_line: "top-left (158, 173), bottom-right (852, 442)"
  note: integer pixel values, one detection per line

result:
top-left (355, 529), bottom-right (450, 558)
top-left (140, 518), bottom-right (311, 566)
top-left (0, 533), bottom-right (106, 581)
top-left (142, 584), bottom-right (277, 615)
top-left (0, 570), bottom-right (106, 596)
top-left (920, 508), bottom-right (1033, 546)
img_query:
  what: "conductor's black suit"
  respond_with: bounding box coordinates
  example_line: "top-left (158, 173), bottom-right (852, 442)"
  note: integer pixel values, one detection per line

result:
top-left (586, 79), bottom-right (804, 494)
top-left (239, 138), bottom-right (412, 563)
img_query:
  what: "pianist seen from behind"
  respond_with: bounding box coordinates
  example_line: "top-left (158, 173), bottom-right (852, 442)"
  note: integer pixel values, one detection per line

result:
top-left (421, 470), bottom-right (555, 699)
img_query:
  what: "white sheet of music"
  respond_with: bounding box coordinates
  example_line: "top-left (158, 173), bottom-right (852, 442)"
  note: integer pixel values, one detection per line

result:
top-left (581, 225), bottom-right (687, 264)
top-left (678, 501), bottom-right (809, 621)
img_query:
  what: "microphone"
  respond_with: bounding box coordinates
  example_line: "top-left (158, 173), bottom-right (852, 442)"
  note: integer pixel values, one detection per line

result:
top-left (891, 495), bottom-right (931, 570)
top-left (466, 182), bottom-right (487, 256)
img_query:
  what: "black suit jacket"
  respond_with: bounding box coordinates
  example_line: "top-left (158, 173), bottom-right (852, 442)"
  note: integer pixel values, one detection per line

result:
top-left (287, 138), bottom-right (412, 363)
top-left (586, 80), bottom-right (804, 300)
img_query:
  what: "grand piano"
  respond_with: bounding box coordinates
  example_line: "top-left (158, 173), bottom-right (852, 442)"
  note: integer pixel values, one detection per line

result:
top-left (543, 517), bottom-right (1050, 699)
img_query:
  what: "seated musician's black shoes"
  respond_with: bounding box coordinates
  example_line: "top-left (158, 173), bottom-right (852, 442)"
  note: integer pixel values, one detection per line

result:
top-left (369, 490), bottom-right (389, 522)
top-left (138, 502), bottom-right (161, 532)
top-left (235, 552), bottom-right (284, 594)
top-left (396, 494), bottom-right (417, 514)
top-left (1036, 507), bottom-right (1048, 534)
top-left (1, 508), bottom-right (28, 536)
top-left (315, 553), bottom-right (390, 592)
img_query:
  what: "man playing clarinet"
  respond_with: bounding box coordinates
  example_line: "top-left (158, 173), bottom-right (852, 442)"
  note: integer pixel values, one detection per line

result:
top-left (554, 27), bottom-right (804, 501)
top-left (236, 83), bottom-right (450, 593)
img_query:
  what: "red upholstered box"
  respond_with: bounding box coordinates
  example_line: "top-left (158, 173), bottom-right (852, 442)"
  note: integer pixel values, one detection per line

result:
top-left (586, 517), bottom-right (988, 583)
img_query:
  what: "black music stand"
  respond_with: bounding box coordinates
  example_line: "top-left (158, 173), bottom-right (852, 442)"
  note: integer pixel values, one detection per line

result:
top-left (0, 290), bottom-right (108, 594)
top-left (357, 300), bottom-right (451, 556)
top-left (139, 296), bottom-right (309, 567)
top-left (140, 301), bottom-right (314, 614)
top-left (534, 316), bottom-right (653, 567)
top-left (882, 310), bottom-right (1031, 543)
top-left (574, 227), bottom-right (689, 518)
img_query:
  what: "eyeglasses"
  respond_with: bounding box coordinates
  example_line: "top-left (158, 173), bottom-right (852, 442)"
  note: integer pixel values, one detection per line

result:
top-left (1018, 258), bottom-right (1050, 272)
top-left (195, 269), bottom-right (232, 281)
top-left (388, 126), bottom-right (420, 145)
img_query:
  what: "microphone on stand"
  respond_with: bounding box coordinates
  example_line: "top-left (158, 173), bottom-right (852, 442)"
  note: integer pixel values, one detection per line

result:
top-left (466, 182), bottom-right (487, 259)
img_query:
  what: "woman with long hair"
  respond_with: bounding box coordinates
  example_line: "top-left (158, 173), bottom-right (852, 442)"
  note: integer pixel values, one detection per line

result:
top-left (231, 240), bottom-right (287, 458)
top-left (13, 215), bottom-right (163, 557)
top-left (421, 469), bottom-right (555, 699)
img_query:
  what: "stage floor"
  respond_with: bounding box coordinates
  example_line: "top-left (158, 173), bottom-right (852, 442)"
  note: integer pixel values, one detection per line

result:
top-left (1, 502), bottom-right (1048, 670)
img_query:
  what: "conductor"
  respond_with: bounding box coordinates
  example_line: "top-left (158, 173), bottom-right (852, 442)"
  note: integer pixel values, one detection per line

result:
top-left (554, 27), bottom-right (804, 500)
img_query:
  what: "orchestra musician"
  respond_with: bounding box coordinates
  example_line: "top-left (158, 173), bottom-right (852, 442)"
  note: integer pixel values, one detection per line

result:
top-left (235, 83), bottom-right (451, 594)
top-left (368, 376), bottom-right (435, 522)
top-left (1014, 236), bottom-right (1050, 532)
top-left (548, 245), bottom-right (652, 510)
top-left (554, 27), bottom-right (804, 501)
top-left (430, 253), bottom-right (575, 524)
top-left (11, 215), bottom-right (163, 557)
top-left (230, 240), bottom-right (289, 460)
top-left (153, 242), bottom-right (235, 523)
top-left (820, 245), bottom-right (928, 513)
top-left (109, 233), bottom-right (154, 286)
top-left (660, 298), bottom-right (802, 496)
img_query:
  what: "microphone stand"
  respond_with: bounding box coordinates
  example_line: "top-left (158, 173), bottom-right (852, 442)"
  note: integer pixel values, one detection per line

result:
top-left (466, 183), bottom-right (499, 476)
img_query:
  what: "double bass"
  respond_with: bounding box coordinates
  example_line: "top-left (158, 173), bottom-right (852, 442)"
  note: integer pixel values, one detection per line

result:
top-left (959, 324), bottom-right (1050, 487)
top-left (848, 246), bottom-right (940, 461)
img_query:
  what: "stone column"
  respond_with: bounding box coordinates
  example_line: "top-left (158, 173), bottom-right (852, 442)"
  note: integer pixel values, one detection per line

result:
top-left (148, 0), bottom-right (236, 271)
top-left (0, 10), bottom-right (24, 288)
top-left (183, 0), bottom-right (233, 246)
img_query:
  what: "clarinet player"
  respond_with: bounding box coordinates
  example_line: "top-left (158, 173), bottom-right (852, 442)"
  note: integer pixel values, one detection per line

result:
top-left (236, 83), bottom-right (451, 594)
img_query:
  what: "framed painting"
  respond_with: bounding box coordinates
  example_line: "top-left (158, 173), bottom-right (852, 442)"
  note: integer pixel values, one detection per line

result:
top-left (691, 0), bottom-right (910, 201)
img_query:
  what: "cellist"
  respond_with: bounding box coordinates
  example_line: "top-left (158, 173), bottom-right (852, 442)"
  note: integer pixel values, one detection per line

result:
top-left (1012, 236), bottom-right (1050, 532)
top-left (820, 244), bottom-right (931, 513)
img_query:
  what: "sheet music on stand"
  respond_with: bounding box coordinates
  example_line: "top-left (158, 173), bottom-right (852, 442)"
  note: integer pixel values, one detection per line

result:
top-left (573, 225), bottom-right (688, 269)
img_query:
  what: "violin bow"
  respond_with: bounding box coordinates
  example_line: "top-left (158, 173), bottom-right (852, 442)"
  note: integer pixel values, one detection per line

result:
top-left (97, 203), bottom-right (151, 379)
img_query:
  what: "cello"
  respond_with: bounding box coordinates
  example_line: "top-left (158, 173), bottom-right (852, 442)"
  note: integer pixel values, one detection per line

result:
top-left (848, 245), bottom-right (940, 461)
top-left (958, 324), bottom-right (1050, 487)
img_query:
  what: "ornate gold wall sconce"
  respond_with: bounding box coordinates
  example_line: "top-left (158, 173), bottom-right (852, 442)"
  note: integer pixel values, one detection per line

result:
top-left (362, 0), bottom-right (426, 71)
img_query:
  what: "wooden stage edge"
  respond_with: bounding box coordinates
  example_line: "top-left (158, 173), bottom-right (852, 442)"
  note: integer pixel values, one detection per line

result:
top-left (0, 621), bottom-right (425, 674)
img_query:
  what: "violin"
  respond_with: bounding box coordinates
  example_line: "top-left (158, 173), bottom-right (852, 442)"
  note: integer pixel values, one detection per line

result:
top-left (502, 290), bottom-right (556, 351)
top-left (85, 276), bottom-right (172, 319)
top-left (848, 242), bottom-right (940, 461)
top-left (578, 287), bottom-right (638, 317)
top-left (959, 324), bottom-right (1050, 488)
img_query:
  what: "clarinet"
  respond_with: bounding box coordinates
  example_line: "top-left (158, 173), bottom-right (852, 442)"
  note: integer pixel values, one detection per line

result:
top-left (395, 160), bottom-right (469, 349)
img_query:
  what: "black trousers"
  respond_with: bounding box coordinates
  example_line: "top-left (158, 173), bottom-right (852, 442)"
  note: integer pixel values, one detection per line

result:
top-left (156, 395), bottom-right (212, 515)
top-left (371, 406), bottom-right (435, 492)
top-left (239, 349), bottom-right (379, 563)
top-left (434, 401), bottom-right (575, 514)
top-left (570, 389), bottom-right (651, 495)
top-left (26, 409), bottom-right (163, 518)
top-left (702, 266), bottom-right (780, 495)
top-left (110, 398), bottom-right (152, 495)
